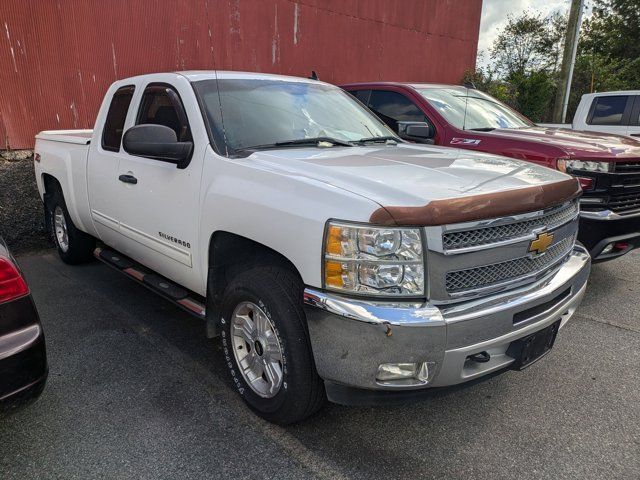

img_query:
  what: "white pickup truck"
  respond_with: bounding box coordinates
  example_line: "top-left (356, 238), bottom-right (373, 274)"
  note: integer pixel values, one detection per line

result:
top-left (34, 71), bottom-right (590, 424)
top-left (541, 90), bottom-right (640, 137)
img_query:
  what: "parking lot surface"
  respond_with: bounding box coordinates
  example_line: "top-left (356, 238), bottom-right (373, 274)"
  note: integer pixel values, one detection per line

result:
top-left (1, 250), bottom-right (639, 479)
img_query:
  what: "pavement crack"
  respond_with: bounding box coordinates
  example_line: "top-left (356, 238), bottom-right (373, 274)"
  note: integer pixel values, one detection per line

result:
top-left (575, 313), bottom-right (640, 334)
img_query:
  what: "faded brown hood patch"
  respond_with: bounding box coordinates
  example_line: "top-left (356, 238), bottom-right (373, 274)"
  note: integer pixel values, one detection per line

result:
top-left (370, 178), bottom-right (581, 226)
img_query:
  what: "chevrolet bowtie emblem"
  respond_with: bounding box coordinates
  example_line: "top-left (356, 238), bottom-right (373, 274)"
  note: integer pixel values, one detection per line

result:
top-left (529, 232), bottom-right (554, 255)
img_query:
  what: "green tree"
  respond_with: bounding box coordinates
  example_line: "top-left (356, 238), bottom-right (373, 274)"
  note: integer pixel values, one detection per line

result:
top-left (472, 11), bottom-right (567, 121)
top-left (568, 0), bottom-right (640, 118)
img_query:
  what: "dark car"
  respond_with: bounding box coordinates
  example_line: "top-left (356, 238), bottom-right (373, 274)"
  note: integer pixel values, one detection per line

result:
top-left (0, 236), bottom-right (47, 413)
top-left (341, 82), bottom-right (640, 262)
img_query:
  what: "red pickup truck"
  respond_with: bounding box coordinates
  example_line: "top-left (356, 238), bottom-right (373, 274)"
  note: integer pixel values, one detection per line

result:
top-left (341, 82), bottom-right (640, 262)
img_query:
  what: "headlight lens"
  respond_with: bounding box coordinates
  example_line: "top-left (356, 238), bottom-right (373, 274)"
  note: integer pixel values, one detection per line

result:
top-left (557, 159), bottom-right (612, 173)
top-left (323, 222), bottom-right (424, 297)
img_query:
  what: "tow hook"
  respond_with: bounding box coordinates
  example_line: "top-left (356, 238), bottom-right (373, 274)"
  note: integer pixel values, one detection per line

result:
top-left (469, 351), bottom-right (491, 363)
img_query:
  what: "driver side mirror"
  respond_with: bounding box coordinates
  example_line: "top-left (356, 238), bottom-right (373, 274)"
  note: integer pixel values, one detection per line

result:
top-left (122, 124), bottom-right (193, 168)
top-left (397, 121), bottom-right (435, 144)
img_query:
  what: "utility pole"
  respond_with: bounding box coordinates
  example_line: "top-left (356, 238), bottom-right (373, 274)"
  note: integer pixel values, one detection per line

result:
top-left (552, 0), bottom-right (584, 123)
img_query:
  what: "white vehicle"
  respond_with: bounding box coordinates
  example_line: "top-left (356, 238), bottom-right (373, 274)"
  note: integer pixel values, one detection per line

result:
top-left (542, 90), bottom-right (640, 137)
top-left (34, 72), bottom-right (590, 424)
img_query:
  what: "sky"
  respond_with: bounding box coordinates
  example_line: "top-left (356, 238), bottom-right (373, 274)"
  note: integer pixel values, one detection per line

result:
top-left (478, 0), bottom-right (593, 69)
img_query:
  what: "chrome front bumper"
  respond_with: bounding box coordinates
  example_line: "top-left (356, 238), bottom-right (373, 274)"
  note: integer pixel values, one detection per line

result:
top-left (303, 246), bottom-right (590, 397)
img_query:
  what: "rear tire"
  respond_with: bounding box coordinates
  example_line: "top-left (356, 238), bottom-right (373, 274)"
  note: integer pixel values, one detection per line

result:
top-left (219, 265), bottom-right (325, 424)
top-left (47, 188), bottom-right (95, 264)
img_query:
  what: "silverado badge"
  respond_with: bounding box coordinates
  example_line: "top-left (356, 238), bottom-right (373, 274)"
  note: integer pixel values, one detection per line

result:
top-left (529, 232), bottom-right (554, 255)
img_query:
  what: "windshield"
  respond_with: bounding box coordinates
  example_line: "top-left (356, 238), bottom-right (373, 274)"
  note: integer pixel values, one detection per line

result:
top-left (193, 79), bottom-right (396, 152)
top-left (418, 88), bottom-right (533, 130)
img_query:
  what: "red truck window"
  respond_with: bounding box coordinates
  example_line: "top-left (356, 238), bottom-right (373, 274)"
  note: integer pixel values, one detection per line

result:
top-left (368, 90), bottom-right (427, 133)
top-left (101, 86), bottom-right (135, 152)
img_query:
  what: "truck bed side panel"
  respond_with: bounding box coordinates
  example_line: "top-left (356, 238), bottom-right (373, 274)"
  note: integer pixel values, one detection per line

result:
top-left (34, 136), bottom-right (96, 237)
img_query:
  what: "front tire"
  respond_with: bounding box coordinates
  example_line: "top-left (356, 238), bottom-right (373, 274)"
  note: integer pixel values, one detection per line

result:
top-left (219, 265), bottom-right (325, 424)
top-left (47, 188), bottom-right (95, 264)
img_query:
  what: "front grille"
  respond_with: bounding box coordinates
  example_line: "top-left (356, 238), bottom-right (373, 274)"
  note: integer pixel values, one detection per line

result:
top-left (615, 161), bottom-right (640, 173)
top-left (608, 192), bottom-right (640, 214)
top-left (442, 201), bottom-right (578, 250)
top-left (445, 236), bottom-right (574, 293)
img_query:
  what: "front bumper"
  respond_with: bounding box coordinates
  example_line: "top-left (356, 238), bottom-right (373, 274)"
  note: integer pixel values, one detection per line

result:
top-left (578, 210), bottom-right (640, 261)
top-left (303, 246), bottom-right (590, 405)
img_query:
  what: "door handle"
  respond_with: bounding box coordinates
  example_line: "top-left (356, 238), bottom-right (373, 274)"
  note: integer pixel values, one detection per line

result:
top-left (118, 174), bottom-right (138, 185)
top-left (631, 133), bottom-right (640, 137)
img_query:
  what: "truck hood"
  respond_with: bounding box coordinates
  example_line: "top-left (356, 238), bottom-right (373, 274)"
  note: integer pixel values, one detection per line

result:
top-left (249, 143), bottom-right (572, 208)
top-left (488, 126), bottom-right (640, 160)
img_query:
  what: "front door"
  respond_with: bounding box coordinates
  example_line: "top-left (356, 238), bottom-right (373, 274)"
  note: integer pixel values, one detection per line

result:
top-left (114, 79), bottom-right (205, 294)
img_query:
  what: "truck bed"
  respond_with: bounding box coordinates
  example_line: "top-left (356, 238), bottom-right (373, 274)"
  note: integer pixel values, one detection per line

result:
top-left (35, 129), bottom-right (93, 145)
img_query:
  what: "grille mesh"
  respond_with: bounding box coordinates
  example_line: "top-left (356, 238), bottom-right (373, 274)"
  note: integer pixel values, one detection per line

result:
top-left (445, 236), bottom-right (574, 293)
top-left (442, 201), bottom-right (578, 250)
top-left (616, 161), bottom-right (640, 173)
top-left (608, 192), bottom-right (640, 214)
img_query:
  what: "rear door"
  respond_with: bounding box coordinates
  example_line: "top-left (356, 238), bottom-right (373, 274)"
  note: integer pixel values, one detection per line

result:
top-left (114, 77), bottom-right (206, 294)
top-left (87, 85), bottom-right (136, 250)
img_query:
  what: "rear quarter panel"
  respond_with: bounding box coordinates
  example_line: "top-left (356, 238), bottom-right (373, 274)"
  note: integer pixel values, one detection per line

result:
top-left (34, 137), bottom-right (95, 236)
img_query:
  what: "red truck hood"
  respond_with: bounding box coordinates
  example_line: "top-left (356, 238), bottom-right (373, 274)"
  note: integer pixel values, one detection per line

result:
top-left (488, 126), bottom-right (640, 161)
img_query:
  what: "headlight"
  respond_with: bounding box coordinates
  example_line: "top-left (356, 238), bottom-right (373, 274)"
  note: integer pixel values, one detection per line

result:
top-left (323, 221), bottom-right (425, 297)
top-left (557, 159), bottom-right (612, 173)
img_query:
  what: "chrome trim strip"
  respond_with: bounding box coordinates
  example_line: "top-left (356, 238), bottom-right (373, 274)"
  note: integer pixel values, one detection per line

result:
top-left (0, 324), bottom-right (41, 361)
top-left (303, 289), bottom-right (444, 327)
top-left (579, 209), bottom-right (640, 220)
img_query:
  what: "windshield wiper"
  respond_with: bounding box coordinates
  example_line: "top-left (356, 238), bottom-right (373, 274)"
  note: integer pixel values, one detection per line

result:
top-left (242, 137), bottom-right (353, 151)
top-left (467, 127), bottom-right (495, 132)
top-left (351, 136), bottom-right (399, 145)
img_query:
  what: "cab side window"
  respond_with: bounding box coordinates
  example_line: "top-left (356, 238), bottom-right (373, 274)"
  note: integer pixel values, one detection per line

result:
top-left (348, 89), bottom-right (372, 105)
top-left (101, 86), bottom-right (135, 152)
top-left (368, 90), bottom-right (428, 133)
top-left (588, 95), bottom-right (630, 126)
top-left (137, 85), bottom-right (192, 142)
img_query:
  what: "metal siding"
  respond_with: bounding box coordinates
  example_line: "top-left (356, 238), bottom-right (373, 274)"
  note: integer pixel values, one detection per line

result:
top-left (0, 0), bottom-right (481, 149)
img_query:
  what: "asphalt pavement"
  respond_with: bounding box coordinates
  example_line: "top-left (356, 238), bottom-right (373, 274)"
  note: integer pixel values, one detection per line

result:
top-left (1, 249), bottom-right (639, 479)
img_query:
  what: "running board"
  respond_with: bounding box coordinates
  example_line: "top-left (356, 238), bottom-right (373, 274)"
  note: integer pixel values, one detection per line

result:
top-left (93, 247), bottom-right (206, 319)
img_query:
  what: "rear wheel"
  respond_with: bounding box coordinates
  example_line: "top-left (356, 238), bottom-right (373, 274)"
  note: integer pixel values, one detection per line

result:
top-left (219, 265), bottom-right (325, 424)
top-left (48, 188), bottom-right (95, 264)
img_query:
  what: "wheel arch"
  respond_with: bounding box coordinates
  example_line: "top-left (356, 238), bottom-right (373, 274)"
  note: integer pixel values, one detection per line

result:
top-left (205, 231), bottom-right (304, 337)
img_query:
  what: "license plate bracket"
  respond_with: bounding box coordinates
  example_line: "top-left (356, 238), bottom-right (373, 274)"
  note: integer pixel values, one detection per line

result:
top-left (507, 320), bottom-right (561, 370)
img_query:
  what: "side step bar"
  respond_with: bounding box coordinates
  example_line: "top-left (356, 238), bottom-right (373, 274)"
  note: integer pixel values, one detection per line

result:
top-left (93, 247), bottom-right (206, 320)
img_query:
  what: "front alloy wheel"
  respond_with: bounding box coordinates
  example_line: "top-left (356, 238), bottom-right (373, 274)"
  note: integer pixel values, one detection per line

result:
top-left (231, 301), bottom-right (284, 398)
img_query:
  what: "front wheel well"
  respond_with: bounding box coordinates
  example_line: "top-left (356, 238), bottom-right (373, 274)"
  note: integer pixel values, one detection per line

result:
top-left (206, 231), bottom-right (303, 335)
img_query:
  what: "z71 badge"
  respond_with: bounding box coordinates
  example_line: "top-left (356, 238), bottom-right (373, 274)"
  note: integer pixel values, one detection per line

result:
top-left (450, 138), bottom-right (481, 146)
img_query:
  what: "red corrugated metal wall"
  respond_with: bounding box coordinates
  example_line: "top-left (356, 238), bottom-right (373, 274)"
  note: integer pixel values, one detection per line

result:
top-left (0, 0), bottom-right (482, 149)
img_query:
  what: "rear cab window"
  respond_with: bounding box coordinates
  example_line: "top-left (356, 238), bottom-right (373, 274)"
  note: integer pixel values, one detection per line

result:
top-left (101, 86), bottom-right (135, 152)
top-left (588, 95), bottom-right (632, 126)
